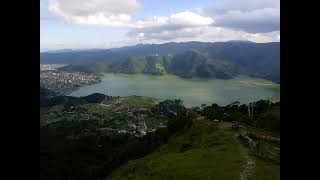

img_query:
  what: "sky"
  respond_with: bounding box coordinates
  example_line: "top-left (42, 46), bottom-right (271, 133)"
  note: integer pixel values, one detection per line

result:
top-left (40, 0), bottom-right (280, 51)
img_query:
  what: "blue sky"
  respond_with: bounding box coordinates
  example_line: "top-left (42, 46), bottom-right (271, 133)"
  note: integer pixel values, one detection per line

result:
top-left (40, 0), bottom-right (280, 51)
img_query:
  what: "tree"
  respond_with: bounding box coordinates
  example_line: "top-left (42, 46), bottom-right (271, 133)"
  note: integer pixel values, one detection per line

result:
top-left (256, 110), bottom-right (280, 132)
top-left (167, 112), bottom-right (192, 133)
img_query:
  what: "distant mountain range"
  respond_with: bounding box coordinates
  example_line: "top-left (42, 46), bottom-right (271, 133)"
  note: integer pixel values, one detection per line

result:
top-left (43, 48), bottom-right (106, 53)
top-left (40, 41), bottom-right (280, 82)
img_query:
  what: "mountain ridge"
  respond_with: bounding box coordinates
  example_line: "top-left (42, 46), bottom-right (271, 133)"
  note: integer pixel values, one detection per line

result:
top-left (41, 41), bottom-right (279, 82)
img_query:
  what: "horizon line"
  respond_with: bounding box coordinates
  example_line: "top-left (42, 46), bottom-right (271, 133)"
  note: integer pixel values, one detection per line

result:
top-left (40, 40), bottom-right (280, 53)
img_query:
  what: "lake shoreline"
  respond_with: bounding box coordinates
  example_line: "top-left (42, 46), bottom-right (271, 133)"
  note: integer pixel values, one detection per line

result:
top-left (70, 73), bottom-right (280, 107)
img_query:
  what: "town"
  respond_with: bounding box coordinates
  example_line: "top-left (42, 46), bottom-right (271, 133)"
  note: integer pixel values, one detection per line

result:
top-left (40, 64), bottom-right (66, 71)
top-left (40, 64), bottom-right (100, 95)
top-left (98, 96), bottom-right (166, 137)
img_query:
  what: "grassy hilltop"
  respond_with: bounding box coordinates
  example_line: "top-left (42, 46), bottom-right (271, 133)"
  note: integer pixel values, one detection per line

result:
top-left (40, 89), bottom-right (280, 180)
top-left (107, 118), bottom-right (280, 180)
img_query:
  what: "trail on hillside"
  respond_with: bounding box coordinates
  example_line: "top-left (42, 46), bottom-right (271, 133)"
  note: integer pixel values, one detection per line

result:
top-left (238, 146), bottom-right (256, 180)
top-left (196, 118), bottom-right (257, 180)
top-left (232, 130), bottom-right (256, 180)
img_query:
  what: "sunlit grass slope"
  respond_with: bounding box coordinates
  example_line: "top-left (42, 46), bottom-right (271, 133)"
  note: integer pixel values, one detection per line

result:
top-left (106, 119), bottom-right (245, 180)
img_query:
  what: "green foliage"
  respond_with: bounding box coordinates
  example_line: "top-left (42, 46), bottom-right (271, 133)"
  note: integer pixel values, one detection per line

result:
top-left (40, 92), bottom-right (280, 180)
top-left (165, 49), bottom-right (239, 79)
top-left (167, 112), bottom-right (192, 133)
top-left (116, 96), bottom-right (155, 108)
top-left (201, 100), bottom-right (280, 132)
top-left (40, 94), bottom-right (175, 180)
top-left (202, 103), bottom-right (226, 121)
top-left (255, 110), bottom-right (280, 132)
top-left (117, 57), bottom-right (147, 73)
top-left (143, 56), bottom-right (167, 75)
top-left (151, 99), bottom-right (186, 117)
top-left (40, 87), bottom-right (57, 106)
top-left (40, 93), bottom-right (106, 107)
top-left (255, 157), bottom-right (280, 180)
top-left (42, 41), bottom-right (279, 82)
top-left (82, 93), bottom-right (106, 103)
top-left (107, 119), bottom-right (244, 180)
top-left (40, 120), bottom-right (135, 180)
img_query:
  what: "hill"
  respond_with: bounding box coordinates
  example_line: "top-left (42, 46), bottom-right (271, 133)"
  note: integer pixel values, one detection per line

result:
top-left (116, 57), bottom-right (147, 74)
top-left (107, 119), bottom-right (244, 180)
top-left (40, 91), bottom-right (280, 180)
top-left (168, 49), bottom-right (239, 79)
top-left (107, 118), bottom-right (280, 180)
top-left (41, 41), bottom-right (280, 82)
top-left (40, 49), bottom-right (125, 65)
top-left (143, 56), bottom-right (168, 75)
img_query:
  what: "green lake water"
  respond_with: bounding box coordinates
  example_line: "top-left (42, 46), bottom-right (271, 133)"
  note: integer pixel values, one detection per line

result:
top-left (70, 73), bottom-right (280, 107)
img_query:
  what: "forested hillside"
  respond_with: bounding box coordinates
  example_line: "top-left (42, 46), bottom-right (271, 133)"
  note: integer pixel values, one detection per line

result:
top-left (41, 41), bottom-right (280, 82)
top-left (40, 89), bottom-right (280, 180)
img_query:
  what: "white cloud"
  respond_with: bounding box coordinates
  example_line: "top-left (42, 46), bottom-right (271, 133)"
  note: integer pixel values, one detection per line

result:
top-left (136, 11), bottom-right (213, 29)
top-left (203, 0), bottom-right (280, 33)
top-left (243, 31), bottom-right (280, 42)
top-left (203, 0), bottom-right (279, 15)
top-left (41, 1), bottom-right (57, 21)
top-left (127, 25), bottom-right (280, 45)
top-left (128, 11), bottom-right (213, 40)
top-left (42, 0), bottom-right (280, 49)
top-left (48, 0), bottom-right (140, 27)
top-left (131, 27), bottom-right (208, 41)
top-left (124, 0), bottom-right (280, 43)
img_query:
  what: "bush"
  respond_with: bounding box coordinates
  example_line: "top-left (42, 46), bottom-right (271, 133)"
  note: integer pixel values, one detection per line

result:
top-left (167, 113), bottom-right (192, 133)
top-left (82, 93), bottom-right (106, 103)
top-left (256, 110), bottom-right (280, 132)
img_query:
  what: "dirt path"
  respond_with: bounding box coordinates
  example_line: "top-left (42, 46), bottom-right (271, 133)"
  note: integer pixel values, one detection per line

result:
top-left (239, 147), bottom-right (256, 180)
top-left (197, 119), bottom-right (257, 179)
top-left (99, 103), bottom-right (111, 107)
top-left (232, 132), bottom-right (256, 180)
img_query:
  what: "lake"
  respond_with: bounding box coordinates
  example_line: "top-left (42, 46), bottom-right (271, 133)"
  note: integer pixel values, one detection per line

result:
top-left (70, 73), bottom-right (280, 107)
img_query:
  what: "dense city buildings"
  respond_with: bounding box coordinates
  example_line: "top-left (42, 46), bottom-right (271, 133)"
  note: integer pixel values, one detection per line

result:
top-left (40, 64), bottom-right (100, 95)
top-left (40, 64), bottom-right (66, 71)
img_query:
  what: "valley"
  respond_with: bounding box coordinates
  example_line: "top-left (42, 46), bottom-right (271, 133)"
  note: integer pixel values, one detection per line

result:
top-left (41, 41), bottom-right (280, 83)
top-left (70, 73), bottom-right (279, 107)
top-left (40, 41), bottom-right (280, 180)
top-left (40, 90), bottom-right (280, 180)
top-left (40, 0), bottom-right (281, 178)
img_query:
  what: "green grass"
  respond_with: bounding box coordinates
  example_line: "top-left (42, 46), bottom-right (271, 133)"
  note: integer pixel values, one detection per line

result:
top-left (155, 62), bottom-right (166, 73)
top-left (255, 157), bottom-right (280, 180)
top-left (106, 119), bottom-right (245, 180)
top-left (106, 119), bottom-right (280, 180)
top-left (116, 96), bottom-right (156, 108)
top-left (40, 96), bottom-right (160, 130)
